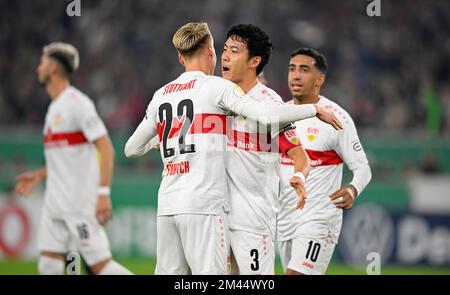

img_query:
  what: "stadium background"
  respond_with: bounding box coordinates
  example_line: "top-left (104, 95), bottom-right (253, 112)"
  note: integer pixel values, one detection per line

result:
top-left (1, 0), bottom-right (449, 274)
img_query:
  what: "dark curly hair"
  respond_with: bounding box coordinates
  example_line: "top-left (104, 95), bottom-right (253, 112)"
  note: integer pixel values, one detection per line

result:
top-left (226, 24), bottom-right (273, 75)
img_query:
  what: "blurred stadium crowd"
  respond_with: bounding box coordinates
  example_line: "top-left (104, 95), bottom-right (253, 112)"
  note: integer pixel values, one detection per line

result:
top-left (0, 0), bottom-right (449, 136)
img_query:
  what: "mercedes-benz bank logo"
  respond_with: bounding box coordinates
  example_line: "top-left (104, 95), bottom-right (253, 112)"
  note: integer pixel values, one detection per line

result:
top-left (339, 204), bottom-right (395, 267)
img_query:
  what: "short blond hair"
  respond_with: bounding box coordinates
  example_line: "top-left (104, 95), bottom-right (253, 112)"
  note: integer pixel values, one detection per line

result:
top-left (43, 42), bottom-right (80, 75)
top-left (172, 22), bottom-right (212, 57)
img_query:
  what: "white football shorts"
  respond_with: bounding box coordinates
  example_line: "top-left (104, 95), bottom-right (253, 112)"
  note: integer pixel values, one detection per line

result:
top-left (230, 229), bottom-right (275, 275)
top-left (38, 211), bottom-right (112, 266)
top-left (278, 220), bottom-right (338, 275)
top-left (155, 211), bottom-right (230, 275)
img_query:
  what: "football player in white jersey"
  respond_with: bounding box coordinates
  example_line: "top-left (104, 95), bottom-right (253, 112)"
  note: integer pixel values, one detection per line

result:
top-left (124, 23), bottom-right (342, 275)
top-left (277, 48), bottom-right (372, 275)
top-left (221, 24), bottom-right (311, 275)
top-left (15, 43), bottom-right (132, 275)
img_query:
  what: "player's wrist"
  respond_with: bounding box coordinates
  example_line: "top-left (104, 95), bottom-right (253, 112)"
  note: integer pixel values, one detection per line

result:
top-left (312, 104), bottom-right (319, 116)
top-left (293, 172), bottom-right (306, 184)
top-left (35, 168), bottom-right (46, 181)
top-left (348, 184), bottom-right (358, 199)
top-left (97, 186), bottom-right (111, 196)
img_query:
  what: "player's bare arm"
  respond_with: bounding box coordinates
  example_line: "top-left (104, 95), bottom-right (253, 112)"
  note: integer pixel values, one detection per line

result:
top-left (15, 166), bottom-right (47, 197)
top-left (287, 146), bottom-right (310, 209)
top-left (94, 135), bottom-right (114, 225)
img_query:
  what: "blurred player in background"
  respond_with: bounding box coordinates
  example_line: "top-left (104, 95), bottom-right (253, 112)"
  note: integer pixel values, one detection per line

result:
top-left (15, 42), bottom-right (132, 275)
top-left (221, 24), bottom-right (310, 274)
top-left (124, 22), bottom-right (341, 275)
top-left (277, 48), bottom-right (372, 275)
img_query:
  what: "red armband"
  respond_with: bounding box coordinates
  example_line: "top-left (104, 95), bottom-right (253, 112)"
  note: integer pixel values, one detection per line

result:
top-left (276, 129), bottom-right (301, 155)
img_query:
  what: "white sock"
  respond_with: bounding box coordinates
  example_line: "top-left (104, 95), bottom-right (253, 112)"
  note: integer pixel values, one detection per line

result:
top-left (38, 256), bottom-right (65, 275)
top-left (98, 260), bottom-right (133, 275)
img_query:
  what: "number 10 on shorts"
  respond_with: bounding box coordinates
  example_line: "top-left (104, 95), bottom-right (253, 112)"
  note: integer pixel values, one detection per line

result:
top-left (305, 240), bottom-right (321, 262)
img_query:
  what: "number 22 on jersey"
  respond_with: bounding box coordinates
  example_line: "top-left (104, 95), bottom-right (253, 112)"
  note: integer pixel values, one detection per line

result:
top-left (158, 99), bottom-right (196, 158)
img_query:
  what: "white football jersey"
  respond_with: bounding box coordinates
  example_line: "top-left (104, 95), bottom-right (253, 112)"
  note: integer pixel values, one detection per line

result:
top-left (227, 82), bottom-right (289, 237)
top-left (43, 86), bottom-right (107, 218)
top-left (142, 71), bottom-right (254, 216)
top-left (277, 96), bottom-right (369, 243)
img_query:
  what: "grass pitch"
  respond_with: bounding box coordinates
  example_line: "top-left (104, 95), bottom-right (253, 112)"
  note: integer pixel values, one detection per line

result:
top-left (1, 258), bottom-right (450, 275)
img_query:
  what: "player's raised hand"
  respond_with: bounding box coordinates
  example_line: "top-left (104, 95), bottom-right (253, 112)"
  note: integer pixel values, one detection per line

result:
top-left (15, 169), bottom-right (45, 197)
top-left (329, 185), bottom-right (357, 210)
top-left (289, 176), bottom-right (307, 209)
top-left (314, 104), bottom-right (343, 130)
top-left (96, 195), bottom-right (112, 225)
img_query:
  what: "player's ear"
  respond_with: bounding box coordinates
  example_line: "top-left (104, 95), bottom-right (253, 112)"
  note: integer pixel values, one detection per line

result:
top-left (178, 54), bottom-right (185, 66)
top-left (316, 73), bottom-right (326, 88)
top-left (49, 61), bottom-right (59, 76)
top-left (250, 56), bottom-right (261, 70)
top-left (207, 44), bottom-right (215, 58)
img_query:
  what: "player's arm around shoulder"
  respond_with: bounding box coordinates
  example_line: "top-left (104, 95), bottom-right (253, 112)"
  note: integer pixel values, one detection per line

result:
top-left (213, 77), bottom-right (245, 115)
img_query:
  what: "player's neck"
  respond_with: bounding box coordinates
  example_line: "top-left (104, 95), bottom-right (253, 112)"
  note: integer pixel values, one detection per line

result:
top-left (237, 75), bottom-right (258, 94)
top-left (184, 59), bottom-right (213, 76)
top-left (292, 93), bottom-right (320, 105)
top-left (46, 78), bottom-right (70, 100)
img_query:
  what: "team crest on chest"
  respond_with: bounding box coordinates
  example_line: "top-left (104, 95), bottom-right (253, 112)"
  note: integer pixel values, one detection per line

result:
top-left (306, 127), bottom-right (319, 142)
top-left (53, 113), bottom-right (62, 126)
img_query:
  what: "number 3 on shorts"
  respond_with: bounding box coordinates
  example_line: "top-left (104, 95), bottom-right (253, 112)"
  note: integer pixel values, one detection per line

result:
top-left (250, 249), bottom-right (259, 271)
